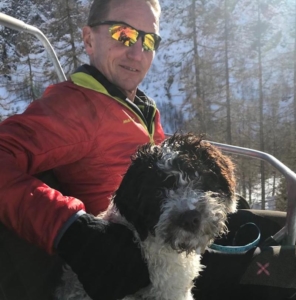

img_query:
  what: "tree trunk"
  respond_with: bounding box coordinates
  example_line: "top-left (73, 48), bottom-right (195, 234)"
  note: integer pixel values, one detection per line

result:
top-left (294, 0), bottom-right (296, 135)
top-left (191, 0), bottom-right (205, 132)
top-left (257, 3), bottom-right (266, 210)
top-left (65, 0), bottom-right (78, 71)
top-left (224, 0), bottom-right (232, 144)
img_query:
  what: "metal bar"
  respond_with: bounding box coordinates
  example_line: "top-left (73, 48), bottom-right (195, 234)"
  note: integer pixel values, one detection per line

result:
top-left (208, 141), bottom-right (296, 245)
top-left (0, 13), bottom-right (66, 82)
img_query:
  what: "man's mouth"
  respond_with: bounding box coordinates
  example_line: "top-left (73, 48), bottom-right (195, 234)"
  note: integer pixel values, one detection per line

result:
top-left (121, 65), bottom-right (138, 72)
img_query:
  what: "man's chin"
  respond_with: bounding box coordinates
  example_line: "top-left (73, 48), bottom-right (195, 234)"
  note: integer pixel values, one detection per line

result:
top-left (117, 85), bottom-right (139, 101)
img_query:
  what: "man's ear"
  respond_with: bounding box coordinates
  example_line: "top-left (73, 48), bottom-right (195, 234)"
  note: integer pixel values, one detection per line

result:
top-left (82, 26), bottom-right (93, 55)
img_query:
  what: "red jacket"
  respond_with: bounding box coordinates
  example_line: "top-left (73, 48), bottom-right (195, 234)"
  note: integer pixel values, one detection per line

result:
top-left (0, 66), bottom-right (165, 253)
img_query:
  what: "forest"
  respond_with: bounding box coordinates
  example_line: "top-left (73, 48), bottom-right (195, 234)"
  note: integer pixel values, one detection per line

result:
top-left (0, 0), bottom-right (296, 211)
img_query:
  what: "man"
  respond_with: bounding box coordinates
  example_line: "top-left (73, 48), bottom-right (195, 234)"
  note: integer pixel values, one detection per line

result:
top-left (0, 0), bottom-right (165, 299)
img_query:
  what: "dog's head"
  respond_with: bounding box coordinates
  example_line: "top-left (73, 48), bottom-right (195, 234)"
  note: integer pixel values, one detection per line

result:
top-left (113, 133), bottom-right (236, 253)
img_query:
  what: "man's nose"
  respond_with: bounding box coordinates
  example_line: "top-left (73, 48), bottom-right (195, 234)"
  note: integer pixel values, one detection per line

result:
top-left (126, 38), bottom-right (144, 60)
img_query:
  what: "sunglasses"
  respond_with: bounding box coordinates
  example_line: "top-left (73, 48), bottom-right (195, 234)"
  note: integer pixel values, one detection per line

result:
top-left (89, 20), bottom-right (161, 51)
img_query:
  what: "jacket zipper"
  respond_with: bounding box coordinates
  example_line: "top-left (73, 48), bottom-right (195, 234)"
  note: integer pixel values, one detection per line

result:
top-left (70, 72), bottom-right (156, 144)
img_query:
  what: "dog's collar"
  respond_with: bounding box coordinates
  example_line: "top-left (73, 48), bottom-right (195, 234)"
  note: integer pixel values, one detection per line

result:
top-left (209, 223), bottom-right (261, 253)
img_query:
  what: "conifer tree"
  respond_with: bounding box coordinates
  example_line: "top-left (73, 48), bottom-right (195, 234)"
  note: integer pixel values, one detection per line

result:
top-left (45, 0), bottom-right (90, 76)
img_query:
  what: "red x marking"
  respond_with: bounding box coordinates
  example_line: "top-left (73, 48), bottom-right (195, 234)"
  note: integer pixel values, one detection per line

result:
top-left (256, 262), bottom-right (270, 276)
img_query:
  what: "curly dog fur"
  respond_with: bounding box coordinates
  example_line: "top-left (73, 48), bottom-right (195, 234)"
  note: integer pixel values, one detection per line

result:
top-left (55, 133), bottom-right (237, 300)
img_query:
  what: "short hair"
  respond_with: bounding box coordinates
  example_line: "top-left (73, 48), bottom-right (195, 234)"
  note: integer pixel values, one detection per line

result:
top-left (87, 0), bottom-right (161, 27)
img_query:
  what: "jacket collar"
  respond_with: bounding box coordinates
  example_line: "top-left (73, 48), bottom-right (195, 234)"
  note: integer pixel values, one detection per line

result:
top-left (74, 64), bottom-right (154, 106)
top-left (73, 64), bottom-right (157, 132)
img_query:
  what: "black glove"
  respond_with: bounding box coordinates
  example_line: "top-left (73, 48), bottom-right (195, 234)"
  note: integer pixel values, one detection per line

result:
top-left (57, 213), bottom-right (150, 300)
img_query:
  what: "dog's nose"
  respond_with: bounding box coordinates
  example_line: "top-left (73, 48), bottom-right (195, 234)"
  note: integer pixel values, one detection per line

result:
top-left (178, 210), bottom-right (201, 232)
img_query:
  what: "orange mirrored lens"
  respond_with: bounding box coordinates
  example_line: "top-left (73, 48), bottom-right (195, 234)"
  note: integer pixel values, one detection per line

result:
top-left (143, 34), bottom-right (155, 51)
top-left (109, 24), bottom-right (156, 51)
top-left (109, 25), bottom-right (138, 47)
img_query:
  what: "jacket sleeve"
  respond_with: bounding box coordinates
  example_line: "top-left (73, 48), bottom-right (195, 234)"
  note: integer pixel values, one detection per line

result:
top-left (0, 85), bottom-right (98, 253)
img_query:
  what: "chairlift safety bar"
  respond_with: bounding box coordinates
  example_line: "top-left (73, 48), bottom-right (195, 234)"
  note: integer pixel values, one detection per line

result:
top-left (0, 13), bottom-right (66, 82)
top-left (209, 141), bottom-right (296, 245)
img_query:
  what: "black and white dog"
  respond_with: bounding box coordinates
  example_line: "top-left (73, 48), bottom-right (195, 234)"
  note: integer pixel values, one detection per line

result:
top-left (55, 133), bottom-right (237, 300)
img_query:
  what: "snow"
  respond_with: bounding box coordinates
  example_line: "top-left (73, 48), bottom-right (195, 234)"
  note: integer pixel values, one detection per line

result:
top-left (247, 177), bottom-right (281, 210)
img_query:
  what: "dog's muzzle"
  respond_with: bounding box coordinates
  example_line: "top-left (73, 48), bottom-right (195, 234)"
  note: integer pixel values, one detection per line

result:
top-left (176, 210), bottom-right (201, 233)
top-left (155, 189), bottom-right (230, 254)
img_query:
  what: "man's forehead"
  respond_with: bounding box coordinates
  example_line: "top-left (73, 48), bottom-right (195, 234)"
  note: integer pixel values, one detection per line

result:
top-left (106, 0), bottom-right (160, 32)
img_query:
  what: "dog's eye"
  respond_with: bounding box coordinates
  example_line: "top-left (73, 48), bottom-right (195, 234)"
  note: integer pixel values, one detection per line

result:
top-left (163, 175), bottom-right (177, 188)
top-left (155, 189), bottom-right (163, 197)
top-left (209, 192), bottom-right (220, 198)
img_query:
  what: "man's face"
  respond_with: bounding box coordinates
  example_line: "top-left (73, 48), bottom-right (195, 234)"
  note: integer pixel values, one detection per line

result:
top-left (83, 0), bottom-right (160, 100)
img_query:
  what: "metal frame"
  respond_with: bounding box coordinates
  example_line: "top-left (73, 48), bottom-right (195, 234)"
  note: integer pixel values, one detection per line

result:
top-left (0, 12), bottom-right (66, 82)
top-left (208, 141), bottom-right (296, 245)
top-left (1, 13), bottom-right (295, 245)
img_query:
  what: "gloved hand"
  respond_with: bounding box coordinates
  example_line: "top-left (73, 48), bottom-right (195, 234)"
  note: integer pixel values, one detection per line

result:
top-left (57, 213), bottom-right (150, 300)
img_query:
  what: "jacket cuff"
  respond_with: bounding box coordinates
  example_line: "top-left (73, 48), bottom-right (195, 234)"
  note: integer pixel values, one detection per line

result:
top-left (54, 210), bottom-right (86, 249)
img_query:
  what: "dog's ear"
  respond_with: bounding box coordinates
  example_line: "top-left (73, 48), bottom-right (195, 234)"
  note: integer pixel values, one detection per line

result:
top-left (114, 166), bottom-right (164, 241)
top-left (115, 205), bottom-right (150, 241)
top-left (114, 145), bottom-right (165, 241)
top-left (114, 176), bottom-right (150, 241)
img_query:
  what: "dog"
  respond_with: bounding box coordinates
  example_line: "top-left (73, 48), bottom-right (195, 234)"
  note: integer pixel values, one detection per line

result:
top-left (55, 133), bottom-right (237, 300)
